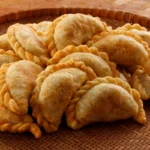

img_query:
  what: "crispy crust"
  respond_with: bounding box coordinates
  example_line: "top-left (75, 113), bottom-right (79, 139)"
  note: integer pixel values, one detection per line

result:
top-left (7, 24), bottom-right (48, 66)
top-left (30, 61), bottom-right (97, 132)
top-left (0, 121), bottom-right (42, 139)
top-left (86, 30), bottom-right (150, 57)
top-left (0, 63), bottom-right (27, 115)
top-left (66, 76), bottom-right (146, 129)
top-left (47, 45), bottom-right (116, 76)
top-left (46, 14), bottom-right (68, 57)
top-left (116, 23), bottom-right (147, 31)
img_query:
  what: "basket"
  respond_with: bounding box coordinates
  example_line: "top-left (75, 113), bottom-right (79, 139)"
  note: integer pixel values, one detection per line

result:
top-left (0, 8), bottom-right (150, 150)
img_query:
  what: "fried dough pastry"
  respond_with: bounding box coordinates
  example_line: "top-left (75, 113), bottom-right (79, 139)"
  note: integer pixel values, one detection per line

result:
top-left (0, 49), bottom-right (20, 66)
top-left (66, 77), bottom-right (146, 129)
top-left (117, 23), bottom-right (150, 47)
top-left (0, 60), bottom-right (42, 115)
top-left (46, 14), bottom-right (108, 56)
top-left (30, 61), bottom-right (96, 133)
top-left (87, 30), bottom-right (150, 74)
top-left (48, 45), bottom-right (116, 77)
top-left (0, 34), bottom-right (12, 50)
top-left (131, 68), bottom-right (150, 100)
top-left (0, 104), bottom-right (41, 138)
top-left (7, 23), bottom-right (49, 66)
top-left (28, 21), bottom-right (52, 34)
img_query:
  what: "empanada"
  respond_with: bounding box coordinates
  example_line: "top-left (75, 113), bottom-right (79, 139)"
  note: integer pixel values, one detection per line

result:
top-left (30, 61), bottom-right (96, 132)
top-left (0, 34), bottom-right (12, 50)
top-left (7, 23), bottom-right (49, 66)
top-left (0, 104), bottom-right (41, 138)
top-left (0, 60), bottom-right (42, 115)
top-left (131, 68), bottom-right (150, 100)
top-left (117, 23), bottom-right (150, 47)
top-left (87, 30), bottom-right (150, 74)
top-left (46, 14), bottom-right (108, 56)
top-left (66, 77), bottom-right (146, 129)
top-left (0, 49), bottom-right (20, 66)
top-left (48, 45), bottom-right (116, 77)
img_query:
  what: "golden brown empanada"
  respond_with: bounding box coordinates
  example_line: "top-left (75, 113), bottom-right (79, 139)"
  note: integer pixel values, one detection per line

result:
top-left (0, 104), bottom-right (41, 138)
top-left (66, 77), bottom-right (146, 129)
top-left (46, 14), bottom-right (108, 56)
top-left (117, 23), bottom-right (150, 47)
top-left (48, 45), bottom-right (116, 77)
top-left (7, 23), bottom-right (49, 66)
top-left (131, 68), bottom-right (150, 100)
top-left (0, 49), bottom-right (20, 66)
top-left (30, 61), bottom-right (96, 133)
top-left (87, 30), bottom-right (150, 74)
top-left (0, 60), bottom-right (42, 115)
top-left (0, 34), bottom-right (12, 50)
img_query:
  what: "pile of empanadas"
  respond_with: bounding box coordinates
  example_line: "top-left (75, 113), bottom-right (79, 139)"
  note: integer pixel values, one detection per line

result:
top-left (0, 13), bottom-right (149, 138)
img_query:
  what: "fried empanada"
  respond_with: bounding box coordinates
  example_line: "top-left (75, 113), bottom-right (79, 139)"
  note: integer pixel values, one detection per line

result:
top-left (7, 23), bottom-right (49, 66)
top-left (66, 77), bottom-right (146, 129)
top-left (117, 23), bottom-right (150, 47)
top-left (0, 104), bottom-right (41, 138)
top-left (0, 34), bottom-right (12, 50)
top-left (0, 49), bottom-right (20, 66)
top-left (48, 45), bottom-right (116, 77)
top-left (87, 30), bottom-right (150, 74)
top-left (131, 68), bottom-right (150, 100)
top-left (46, 14), bottom-right (108, 56)
top-left (30, 61), bottom-right (96, 132)
top-left (0, 60), bottom-right (42, 115)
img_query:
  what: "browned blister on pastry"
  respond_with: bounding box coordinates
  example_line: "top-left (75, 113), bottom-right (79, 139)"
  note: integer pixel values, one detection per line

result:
top-left (0, 104), bottom-right (41, 138)
top-left (46, 14), bottom-right (108, 56)
top-left (131, 68), bottom-right (150, 100)
top-left (0, 34), bottom-right (12, 50)
top-left (0, 49), bottom-right (20, 66)
top-left (30, 61), bottom-right (96, 133)
top-left (48, 45), bottom-right (116, 77)
top-left (7, 23), bottom-right (49, 66)
top-left (66, 77), bottom-right (146, 129)
top-left (117, 23), bottom-right (150, 47)
top-left (87, 30), bottom-right (150, 74)
top-left (0, 60), bottom-right (42, 115)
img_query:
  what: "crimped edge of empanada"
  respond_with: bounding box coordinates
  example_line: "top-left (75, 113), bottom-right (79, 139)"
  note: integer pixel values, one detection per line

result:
top-left (131, 68), bottom-right (149, 100)
top-left (0, 63), bottom-right (28, 115)
top-left (66, 76), bottom-right (146, 129)
top-left (47, 45), bottom-right (116, 76)
top-left (0, 121), bottom-right (42, 138)
top-left (116, 23), bottom-right (147, 31)
top-left (86, 30), bottom-right (150, 56)
top-left (7, 24), bottom-right (48, 66)
top-left (46, 14), bottom-right (68, 57)
top-left (0, 49), bottom-right (20, 60)
top-left (30, 61), bottom-right (97, 132)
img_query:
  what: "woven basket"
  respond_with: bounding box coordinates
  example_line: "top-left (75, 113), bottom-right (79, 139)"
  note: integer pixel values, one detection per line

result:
top-left (0, 8), bottom-right (150, 150)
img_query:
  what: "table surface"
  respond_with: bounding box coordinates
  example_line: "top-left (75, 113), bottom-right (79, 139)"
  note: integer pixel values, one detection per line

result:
top-left (0, 0), bottom-right (150, 18)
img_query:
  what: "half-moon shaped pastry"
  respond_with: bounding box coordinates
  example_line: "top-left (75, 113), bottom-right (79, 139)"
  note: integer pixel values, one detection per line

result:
top-left (87, 30), bottom-right (150, 74)
top-left (30, 61), bottom-right (96, 133)
top-left (131, 68), bottom-right (150, 100)
top-left (0, 49), bottom-right (20, 66)
top-left (48, 45), bottom-right (116, 77)
top-left (0, 104), bottom-right (41, 138)
top-left (116, 23), bottom-right (150, 47)
top-left (0, 34), bottom-right (12, 50)
top-left (66, 77), bottom-right (146, 129)
top-left (0, 60), bottom-right (42, 115)
top-left (46, 13), bottom-right (108, 56)
top-left (7, 23), bottom-right (49, 66)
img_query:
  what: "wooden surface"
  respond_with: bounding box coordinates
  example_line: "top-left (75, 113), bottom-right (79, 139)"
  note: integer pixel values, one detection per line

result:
top-left (0, 0), bottom-right (150, 18)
